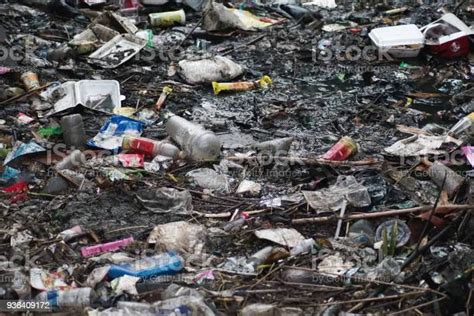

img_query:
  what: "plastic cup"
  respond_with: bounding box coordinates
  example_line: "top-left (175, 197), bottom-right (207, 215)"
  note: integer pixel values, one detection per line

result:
top-left (149, 9), bottom-right (186, 27)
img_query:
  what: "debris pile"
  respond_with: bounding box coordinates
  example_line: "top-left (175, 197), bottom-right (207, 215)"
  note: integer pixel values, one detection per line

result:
top-left (0, 0), bottom-right (473, 314)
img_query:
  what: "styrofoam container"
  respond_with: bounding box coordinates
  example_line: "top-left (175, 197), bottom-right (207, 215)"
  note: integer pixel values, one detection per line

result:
top-left (88, 34), bottom-right (147, 69)
top-left (53, 80), bottom-right (122, 114)
top-left (369, 24), bottom-right (425, 58)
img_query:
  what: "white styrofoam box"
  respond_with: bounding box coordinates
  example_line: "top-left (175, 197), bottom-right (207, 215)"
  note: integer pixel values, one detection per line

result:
top-left (369, 24), bottom-right (425, 58)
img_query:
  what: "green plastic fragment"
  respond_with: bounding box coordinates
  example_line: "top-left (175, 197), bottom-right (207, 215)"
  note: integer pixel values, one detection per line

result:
top-left (38, 127), bottom-right (63, 137)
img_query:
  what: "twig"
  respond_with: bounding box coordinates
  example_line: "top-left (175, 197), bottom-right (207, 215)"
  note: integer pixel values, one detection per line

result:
top-left (193, 208), bottom-right (271, 218)
top-left (454, 0), bottom-right (469, 13)
top-left (106, 225), bottom-right (150, 234)
top-left (222, 34), bottom-right (266, 56)
top-left (226, 156), bottom-right (382, 167)
top-left (412, 174), bottom-right (446, 255)
top-left (0, 83), bottom-right (53, 107)
top-left (291, 204), bottom-right (473, 224)
top-left (390, 295), bottom-right (446, 315)
top-left (28, 192), bottom-right (57, 198)
top-left (175, 16), bottom-right (204, 49)
top-left (300, 291), bottom-right (426, 306)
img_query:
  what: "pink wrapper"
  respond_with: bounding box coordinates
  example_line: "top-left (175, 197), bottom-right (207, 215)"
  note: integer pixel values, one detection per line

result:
top-left (81, 237), bottom-right (134, 257)
top-left (0, 67), bottom-right (11, 75)
top-left (462, 146), bottom-right (474, 167)
top-left (117, 154), bottom-right (144, 168)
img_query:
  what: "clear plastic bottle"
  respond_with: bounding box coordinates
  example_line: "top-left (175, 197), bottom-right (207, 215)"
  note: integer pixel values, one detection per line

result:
top-left (165, 114), bottom-right (221, 161)
top-left (36, 287), bottom-right (95, 309)
top-left (448, 112), bottom-right (474, 137)
top-left (61, 114), bottom-right (86, 148)
top-left (348, 219), bottom-right (374, 246)
top-left (290, 238), bottom-right (316, 256)
top-left (245, 246), bottom-right (273, 271)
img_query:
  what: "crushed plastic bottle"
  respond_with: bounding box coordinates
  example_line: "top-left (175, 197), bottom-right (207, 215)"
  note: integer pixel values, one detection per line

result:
top-left (107, 252), bottom-right (184, 279)
top-left (165, 114), bottom-right (221, 161)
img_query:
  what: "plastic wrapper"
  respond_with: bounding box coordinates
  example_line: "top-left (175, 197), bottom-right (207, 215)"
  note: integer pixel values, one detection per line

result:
top-left (254, 228), bottom-right (305, 248)
top-left (203, 2), bottom-right (278, 31)
top-left (177, 56), bottom-right (244, 85)
top-left (186, 168), bottom-right (230, 193)
top-left (302, 175), bottom-right (371, 213)
top-left (3, 141), bottom-right (45, 166)
top-left (384, 134), bottom-right (462, 157)
top-left (88, 115), bottom-right (144, 151)
top-left (135, 187), bottom-right (193, 214)
top-left (147, 221), bottom-right (206, 256)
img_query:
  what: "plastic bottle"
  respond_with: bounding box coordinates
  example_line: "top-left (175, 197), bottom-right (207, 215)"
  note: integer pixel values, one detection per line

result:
top-left (428, 161), bottom-right (465, 197)
top-left (165, 114), bottom-right (221, 161)
top-left (61, 114), bottom-right (86, 148)
top-left (448, 112), bottom-right (474, 137)
top-left (107, 252), bottom-right (184, 279)
top-left (36, 287), bottom-right (95, 309)
top-left (245, 246), bottom-right (273, 271)
top-left (348, 219), bottom-right (374, 246)
top-left (290, 238), bottom-right (316, 256)
top-left (253, 137), bottom-right (293, 155)
top-left (322, 136), bottom-right (358, 161)
top-left (222, 217), bottom-right (246, 233)
top-left (55, 150), bottom-right (85, 171)
top-left (122, 136), bottom-right (180, 159)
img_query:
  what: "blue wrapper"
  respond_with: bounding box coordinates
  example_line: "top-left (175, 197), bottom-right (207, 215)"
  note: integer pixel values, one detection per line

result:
top-left (88, 116), bottom-right (144, 151)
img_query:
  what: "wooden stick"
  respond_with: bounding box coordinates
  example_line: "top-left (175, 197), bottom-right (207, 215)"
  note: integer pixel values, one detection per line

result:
top-left (226, 156), bottom-right (382, 167)
top-left (0, 83), bottom-right (53, 107)
top-left (291, 204), bottom-right (473, 224)
top-left (193, 208), bottom-right (271, 218)
top-left (222, 34), bottom-right (267, 56)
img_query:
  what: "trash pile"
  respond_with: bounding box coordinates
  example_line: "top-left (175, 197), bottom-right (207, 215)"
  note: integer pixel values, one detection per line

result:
top-left (0, 0), bottom-right (473, 314)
